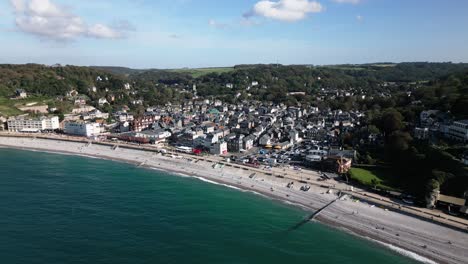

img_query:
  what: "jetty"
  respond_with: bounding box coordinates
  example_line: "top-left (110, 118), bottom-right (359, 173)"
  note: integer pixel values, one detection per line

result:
top-left (289, 192), bottom-right (343, 231)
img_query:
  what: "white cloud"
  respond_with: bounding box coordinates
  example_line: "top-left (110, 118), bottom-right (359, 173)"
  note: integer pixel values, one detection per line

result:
top-left (10, 0), bottom-right (131, 40)
top-left (88, 24), bottom-right (122, 39)
top-left (10, 0), bottom-right (25, 12)
top-left (208, 19), bottom-right (228, 29)
top-left (332, 0), bottom-right (361, 4)
top-left (246, 0), bottom-right (323, 22)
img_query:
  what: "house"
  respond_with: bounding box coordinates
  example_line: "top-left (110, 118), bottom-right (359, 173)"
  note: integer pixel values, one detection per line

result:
top-left (131, 99), bottom-right (143, 105)
top-left (420, 110), bottom-right (440, 127)
top-left (82, 109), bottom-right (109, 120)
top-left (289, 129), bottom-right (301, 143)
top-left (15, 89), bottom-right (27, 98)
top-left (98, 98), bottom-right (108, 106)
top-left (74, 98), bottom-right (86, 105)
top-left (72, 105), bottom-right (96, 114)
top-left (414, 127), bottom-right (429, 140)
top-left (243, 135), bottom-right (255, 150)
top-left (203, 123), bottom-right (216, 133)
top-left (66, 89), bottom-right (79, 97)
top-left (259, 134), bottom-right (271, 146)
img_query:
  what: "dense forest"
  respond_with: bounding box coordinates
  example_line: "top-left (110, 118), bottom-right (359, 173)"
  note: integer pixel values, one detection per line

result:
top-left (2, 62), bottom-right (468, 105)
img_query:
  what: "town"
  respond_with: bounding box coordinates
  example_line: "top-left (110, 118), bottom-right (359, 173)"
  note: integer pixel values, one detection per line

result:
top-left (1, 63), bottom-right (467, 219)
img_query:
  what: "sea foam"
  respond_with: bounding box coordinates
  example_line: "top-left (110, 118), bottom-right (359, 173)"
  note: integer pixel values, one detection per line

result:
top-left (369, 238), bottom-right (438, 264)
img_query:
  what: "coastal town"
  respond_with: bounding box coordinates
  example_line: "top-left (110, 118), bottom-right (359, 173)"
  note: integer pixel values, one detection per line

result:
top-left (1, 69), bottom-right (467, 221)
top-left (2, 1), bottom-right (468, 264)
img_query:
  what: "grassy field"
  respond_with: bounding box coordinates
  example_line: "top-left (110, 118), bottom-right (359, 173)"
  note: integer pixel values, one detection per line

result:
top-left (168, 67), bottom-right (235, 78)
top-left (349, 167), bottom-right (399, 191)
top-left (0, 96), bottom-right (52, 117)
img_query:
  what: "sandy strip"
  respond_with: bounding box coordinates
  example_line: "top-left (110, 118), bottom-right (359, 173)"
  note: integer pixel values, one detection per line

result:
top-left (0, 136), bottom-right (467, 264)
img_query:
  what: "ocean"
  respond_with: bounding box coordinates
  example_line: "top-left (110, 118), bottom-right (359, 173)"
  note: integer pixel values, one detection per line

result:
top-left (0, 148), bottom-right (421, 264)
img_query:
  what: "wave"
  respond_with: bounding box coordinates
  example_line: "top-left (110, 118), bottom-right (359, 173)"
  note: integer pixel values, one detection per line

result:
top-left (193, 176), bottom-right (243, 191)
top-left (369, 238), bottom-right (438, 264)
top-left (283, 200), bottom-right (309, 210)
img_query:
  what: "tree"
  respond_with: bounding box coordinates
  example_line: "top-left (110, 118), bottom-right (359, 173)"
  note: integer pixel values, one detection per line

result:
top-left (426, 179), bottom-right (440, 193)
top-left (388, 131), bottom-right (412, 153)
top-left (379, 109), bottom-right (404, 135)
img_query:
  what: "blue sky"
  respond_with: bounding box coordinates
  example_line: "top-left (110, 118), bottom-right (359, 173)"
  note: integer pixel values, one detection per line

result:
top-left (1, 0), bottom-right (467, 68)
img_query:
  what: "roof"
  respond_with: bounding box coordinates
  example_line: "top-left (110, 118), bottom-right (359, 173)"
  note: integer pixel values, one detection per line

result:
top-left (438, 194), bottom-right (465, 206)
top-left (455, 120), bottom-right (468, 125)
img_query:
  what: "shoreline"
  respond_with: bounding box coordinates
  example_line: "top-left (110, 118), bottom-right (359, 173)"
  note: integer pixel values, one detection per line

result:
top-left (0, 136), bottom-right (467, 264)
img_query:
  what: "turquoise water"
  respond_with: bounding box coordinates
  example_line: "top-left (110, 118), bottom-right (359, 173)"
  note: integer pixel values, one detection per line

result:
top-left (0, 148), bottom-right (419, 264)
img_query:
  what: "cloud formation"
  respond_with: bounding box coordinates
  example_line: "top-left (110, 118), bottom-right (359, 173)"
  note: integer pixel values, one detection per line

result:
top-left (10, 0), bottom-right (132, 40)
top-left (245, 0), bottom-right (323, 22)
top-left (332, 0), bottom-right (361, 4)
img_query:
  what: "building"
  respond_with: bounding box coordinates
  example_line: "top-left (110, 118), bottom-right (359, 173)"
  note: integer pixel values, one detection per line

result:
top-left (228, 135), bottom-right (244, 152)
top-left (258, 134), bottom-right (271, 146)
top-left (0, 116), bottom-right (6, 131)
top-left (64, 121), bottom-right (101, 137)
top-left (437, 194), bottom-right (467, 215)
top-left (462, 152), bottom-right (468, 166)
top-left (289, 129), bottom-right (301, 143)
top-left (328, 148), bottom-right (356, 160)
top-left (7, 116), bottom-right (59, 132)
top-left (15, 89), bottom-right (27, 98)
top-left (98, 98), bottom-right (109, 106)
top-left (210, 141), bottom-right (228, 155)
top-left (414, 127), bottom-right (429, 140)
top-left (243, 135), bottom-right (255, 150)
top-left (130, 116), bottom-right (157, 132)
top-left (447, 120), bottom-right (468, 142)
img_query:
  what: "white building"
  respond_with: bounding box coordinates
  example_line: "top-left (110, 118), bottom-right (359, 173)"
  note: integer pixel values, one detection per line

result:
top-left (7, 116), bottom-right (59, 132)
top-left (64, 121), bottom-right (101, 137)
top-left (447, 120), bottom-right (468, 142)
top-left (15, 89), bottom-right (27, 98)
top-left (98, 98), bottom-right (108, 106)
